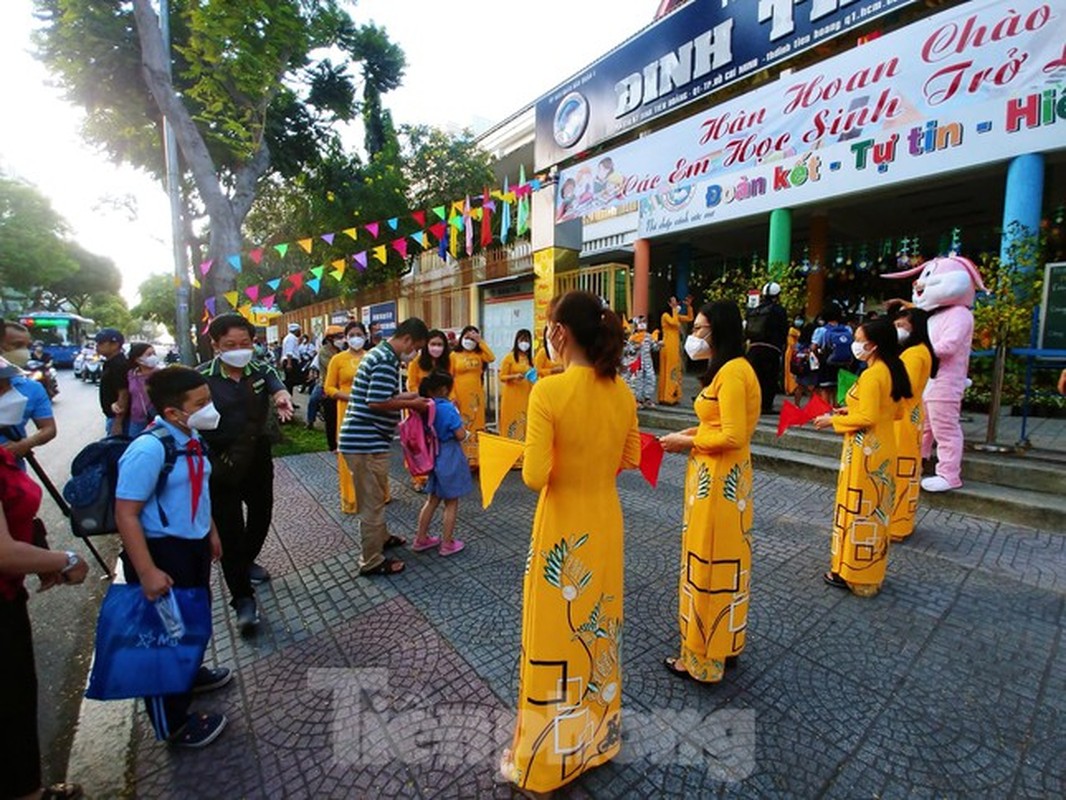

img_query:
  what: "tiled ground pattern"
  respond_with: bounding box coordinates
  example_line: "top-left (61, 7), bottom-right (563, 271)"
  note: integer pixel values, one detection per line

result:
top-left (128, 447), bottom-right (1065, 799)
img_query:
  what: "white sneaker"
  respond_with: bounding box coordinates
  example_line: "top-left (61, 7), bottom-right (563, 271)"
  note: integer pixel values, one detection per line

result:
top-left (921, 475), bottom-right (961, 493)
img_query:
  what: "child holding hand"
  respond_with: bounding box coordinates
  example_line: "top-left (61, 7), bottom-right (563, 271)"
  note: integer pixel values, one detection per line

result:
top-left (411, 371), bottom-right (472, 556)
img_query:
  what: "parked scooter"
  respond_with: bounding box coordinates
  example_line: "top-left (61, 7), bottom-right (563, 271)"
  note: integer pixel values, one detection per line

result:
top-left (81, 354), bottom-right (103, 384)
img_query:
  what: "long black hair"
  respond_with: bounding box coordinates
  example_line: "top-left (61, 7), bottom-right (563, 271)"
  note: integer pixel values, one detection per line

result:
top-left (699, 300), bottom-right (745, 387)
top-left (895, 307), bottom-right (940, 379)
top-left (511, 328), bottom-right (532, 363)
top-left (860, 317), bottom-right (913, 402)
top-left (550, 291), bottom-right (624, 378)
top-left (418, 329), bottom-right (450, 372)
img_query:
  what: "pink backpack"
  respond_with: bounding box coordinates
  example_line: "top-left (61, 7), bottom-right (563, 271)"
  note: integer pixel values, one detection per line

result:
top-left (399, 402), bottom-right (438, 477)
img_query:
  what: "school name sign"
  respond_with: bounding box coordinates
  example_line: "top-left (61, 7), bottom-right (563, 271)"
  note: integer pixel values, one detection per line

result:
top-left (549, 0), bottom-right (1066, 235)
top-left (533, 0), bottom-right (915, 170)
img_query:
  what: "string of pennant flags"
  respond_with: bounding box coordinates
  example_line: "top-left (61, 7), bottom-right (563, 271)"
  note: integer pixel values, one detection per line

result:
top-left (196, 169), bottom-right (541, 323)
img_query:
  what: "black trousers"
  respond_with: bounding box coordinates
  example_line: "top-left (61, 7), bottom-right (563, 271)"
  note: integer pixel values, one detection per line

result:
top-left (283, 362), bottom-right (301, 396)
top-left (747, 345), bottom-right (782, 413)
top-left (121, 536), bottom-right (212, 740)
top-left (322, 397), bottom-right (338, 452)
top-left (0, 592), bottom-right (42, 797)
top-left (211, 438), bottom-right (274, 607)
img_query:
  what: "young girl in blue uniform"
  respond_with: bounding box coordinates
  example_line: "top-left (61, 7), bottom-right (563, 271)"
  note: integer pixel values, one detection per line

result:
top-left (411, 371), bottom-right (472, 556)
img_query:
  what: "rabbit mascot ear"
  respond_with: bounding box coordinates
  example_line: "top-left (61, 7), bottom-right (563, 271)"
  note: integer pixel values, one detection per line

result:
top-left (884, 255), bottom-right (986, 311)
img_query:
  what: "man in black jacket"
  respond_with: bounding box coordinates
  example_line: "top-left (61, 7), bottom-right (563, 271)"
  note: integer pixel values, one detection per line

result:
top-left (745, 282), bottom-right (790, 414)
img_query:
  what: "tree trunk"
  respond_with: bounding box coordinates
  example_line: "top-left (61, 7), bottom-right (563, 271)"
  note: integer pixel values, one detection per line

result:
top-left (131, 0), bottom-right (270, 312)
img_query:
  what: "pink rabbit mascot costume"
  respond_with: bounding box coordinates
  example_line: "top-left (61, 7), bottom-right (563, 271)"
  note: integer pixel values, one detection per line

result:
top-left (885, 255), bottom-right (986, 492)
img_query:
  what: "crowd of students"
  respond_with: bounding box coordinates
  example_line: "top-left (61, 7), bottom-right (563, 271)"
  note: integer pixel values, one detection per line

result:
top-left (0, 287), bottom-right (1032, 797)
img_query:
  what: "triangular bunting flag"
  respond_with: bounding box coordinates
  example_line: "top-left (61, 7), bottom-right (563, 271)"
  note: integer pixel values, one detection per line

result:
top-left (410, 232), bottom-right (427, 248)
top-left (223, 291), bottom-right (239, 309)
top-left (262, 294), bottom-right (275, 309)
top-left (428, 222), bottom-right (446, 241)
top-left (307, 278), bottom-right (321, 294)
top-left (190, 275), bottom-right (201, 289)
top-left (330, 264), bottom-right (346, 281)
top-left (392, 238), bottom-right (408, 258)
top-left (354, 251), bottom-right (367, 271)
top-left (638, 433), bottom-right (665, 488)
top-left (432, 205), bottom-right (446, 221)
top-left (249, 248), bottom-right (264, 265)
top-left (245, 285), bottom-right (260, 302)
top-left (331, 258), bottom-right (345, 270)
top-left (199, 259), bottom-right (213, 276)
top-left (477, 432), bottom-right (525, 508)
top-left (297, 238), bottom-right (313, 254)
top-left (288, 272), bottom-right (305, 289)
top-left (411, 210), bottom-right (426, 227)
top-left (372, 244), bottom-right (387, 264)
top-left (274, 243), bottom-right (289, 258)
top-left (310, 266), bottom-right (325, 280)
top-left (837, 370), bottom-right (859, 405)
top-left (282, 287), bottom-right (297, 302)
top-left (387, 217), bottom-right (398, 231)
top-left (227, 254), bottom-right (242, 272)
top-left (267, 278), bottom-right (282, 291)
top-left (342, 227), bottom-right (358, 241)
top-left (449, 214), bottom-right (464, 231)
top-left (237, 303), bottom-right (254, 321)
top-left (204, 296), bottom-right (217, 316)
top-left (365, 222), bottom-right (379, 239)
top-left (321, 233), bottom-right (335, 245)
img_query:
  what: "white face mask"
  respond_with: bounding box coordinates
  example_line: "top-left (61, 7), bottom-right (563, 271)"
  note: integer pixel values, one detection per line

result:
top-left (896, 327), bottom-right (910, 345)
top-left (0, 387), bottom-right (28, 427)
top-left (428, 344), bottom-right (445, 358)
top-left (851, 341), bottom-right (870, 361)
top-left (684, 334), bottom-right (711, 361)
top-left (637, 322), bottom-right (647, 331)
top-left (184, 401), bottom-right (220, 431)
top-left (461, 337), bottom-right (477, 351)
top-left (348, 336), bottom-right (366, 351)
top-left (400, 349), bottom-right (417, 363)
top-left (219, 348), bottom-right (254, 369)
top-left (138, 355), bottom-right (160, 369)
top-left (517, 341), bottom-right (530, 352)
top-left (5, 348), bottom-right (30, 368)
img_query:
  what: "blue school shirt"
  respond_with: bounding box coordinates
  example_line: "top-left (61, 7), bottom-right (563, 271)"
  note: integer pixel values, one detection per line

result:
top-left (0, 376), bottom-right (54, 447)
top-left (115, 417), bottom-right (212, 540)
top-left (432, 398), bottom-right (463, 442)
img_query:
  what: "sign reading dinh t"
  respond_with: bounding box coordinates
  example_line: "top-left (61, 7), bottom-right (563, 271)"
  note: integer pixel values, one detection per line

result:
top-left (533, 0), bottom-right (915, 170)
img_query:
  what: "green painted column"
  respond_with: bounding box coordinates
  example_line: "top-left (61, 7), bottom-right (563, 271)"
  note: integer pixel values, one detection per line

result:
top-left (768, 208), bottom-right (792, 280)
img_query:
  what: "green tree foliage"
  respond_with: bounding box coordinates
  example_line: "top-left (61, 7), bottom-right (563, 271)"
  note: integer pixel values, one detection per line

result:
top-left (131, 273), bottom-right (179, 335)
top-left (401, 125), bottom-right (495, 209)
top-left (43, 245), bottom-right (123, 313)
top-left (34, 0), bottom-right (407, 305)
top-left (84, 292), bottom-right (135, 334)
top-left (0, 175), bottom-right (78, 303)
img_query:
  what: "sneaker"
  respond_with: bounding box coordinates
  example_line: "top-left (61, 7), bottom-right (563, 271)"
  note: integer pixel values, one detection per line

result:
top-left (411, 536), bottom-right (441, 552)
top-left (439, 539), bottom-right (465, 557)
top-left (168, 712), bottom-right (228, 749)
top-left (235, 597), bottom-right (259, 636)
top-left (248, 563), bottom-right (271, 584)
top-left (192, 666), bottom-right (233, 694)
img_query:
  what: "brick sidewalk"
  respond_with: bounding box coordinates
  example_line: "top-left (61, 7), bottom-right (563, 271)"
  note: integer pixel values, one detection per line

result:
top-left (123, 448), bottom-right (1065, 799)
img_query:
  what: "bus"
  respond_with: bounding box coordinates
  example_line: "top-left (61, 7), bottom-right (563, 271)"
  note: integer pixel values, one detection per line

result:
top-left (16, 312), bottom-right (97, 367)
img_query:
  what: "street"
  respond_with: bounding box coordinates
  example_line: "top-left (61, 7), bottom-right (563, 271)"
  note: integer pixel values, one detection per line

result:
top-left (24, 370), bottom-right (120, 785)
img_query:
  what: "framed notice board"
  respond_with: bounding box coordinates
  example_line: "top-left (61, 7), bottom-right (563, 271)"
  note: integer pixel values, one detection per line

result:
top-left (1039, 262), bottom-right (1066, 351)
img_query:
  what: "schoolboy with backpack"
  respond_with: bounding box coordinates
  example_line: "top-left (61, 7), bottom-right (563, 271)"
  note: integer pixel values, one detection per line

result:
top-left (812, 305), bottom-right (854, 402)
top-left (111, 366), bottom-right (231, 748)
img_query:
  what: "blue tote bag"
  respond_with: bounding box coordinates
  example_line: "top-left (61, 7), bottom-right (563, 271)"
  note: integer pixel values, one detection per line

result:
top-left (86, 584), bottom-right (212, 700)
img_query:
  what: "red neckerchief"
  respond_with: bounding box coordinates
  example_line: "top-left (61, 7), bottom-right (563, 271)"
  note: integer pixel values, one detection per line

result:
top-left (185, 439), bottom-right (205, 521)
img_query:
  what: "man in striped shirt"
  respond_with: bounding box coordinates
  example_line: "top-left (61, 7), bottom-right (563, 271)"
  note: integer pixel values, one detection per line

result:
top-left (339, 318), bottom-right (431, 575)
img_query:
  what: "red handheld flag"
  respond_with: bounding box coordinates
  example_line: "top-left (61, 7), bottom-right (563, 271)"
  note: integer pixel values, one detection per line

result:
top-left (638, 433), bottom-right (665, 488)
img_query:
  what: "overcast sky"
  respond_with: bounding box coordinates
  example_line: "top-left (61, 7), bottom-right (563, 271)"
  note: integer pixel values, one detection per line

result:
top-left (0, 0), bottom-right (655, 305)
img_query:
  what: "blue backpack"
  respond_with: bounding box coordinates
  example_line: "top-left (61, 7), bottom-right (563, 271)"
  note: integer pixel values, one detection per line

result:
top-left (63, 427), bottom-right (204, 538)
top-left (822, 324), bottom-right (855, 365)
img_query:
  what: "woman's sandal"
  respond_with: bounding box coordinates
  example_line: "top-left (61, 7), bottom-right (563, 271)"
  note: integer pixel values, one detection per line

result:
top-left (663, 657), bottom-right (697, 682)
top-left (41, 784), bottom-right (83, 800)
top-left (384, 535), bottom-right (407, 549)
top-left (823, 571), bottom-right (849, 589)
top-left (361, 557), bottom-right (405, 576)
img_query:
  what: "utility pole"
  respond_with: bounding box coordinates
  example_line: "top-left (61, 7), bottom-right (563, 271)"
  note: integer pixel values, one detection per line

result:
top-left (159, 0), bottom-right (194, 364)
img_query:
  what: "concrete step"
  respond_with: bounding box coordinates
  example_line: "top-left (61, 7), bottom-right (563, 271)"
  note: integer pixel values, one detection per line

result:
top-left (639, 405), bottom-right (1066, 531)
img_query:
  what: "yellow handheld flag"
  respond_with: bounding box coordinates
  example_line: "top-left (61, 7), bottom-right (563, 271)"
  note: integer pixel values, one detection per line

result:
top-left (477, 432), bottom-right (525, 509)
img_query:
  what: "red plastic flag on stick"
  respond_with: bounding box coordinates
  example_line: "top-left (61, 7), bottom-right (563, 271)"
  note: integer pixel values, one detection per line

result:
top-left (638, 433), bottom-right (665, 488)
top-left (776, 395), bottom-right (832, 436)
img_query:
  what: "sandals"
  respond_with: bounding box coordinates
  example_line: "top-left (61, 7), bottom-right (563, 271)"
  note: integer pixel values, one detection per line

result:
top-left (361, 557), bottom-right (406, 576)
top-left (41, 784), bottom-right (83, 800)
top-left (411, 536), bottom-right (441, 552)
top-left (663, 657), bottom-right (696, 681)
top-left (384, 535), bottom-right (407, 549)
top-left (823, 571), bottom-right (849, 589)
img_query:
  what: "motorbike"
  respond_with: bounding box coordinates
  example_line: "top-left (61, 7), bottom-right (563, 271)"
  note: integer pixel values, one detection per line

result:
top-left (25, 358), bottom-right (60, 399)
top-left (80, 353), bottom-right (103, 383)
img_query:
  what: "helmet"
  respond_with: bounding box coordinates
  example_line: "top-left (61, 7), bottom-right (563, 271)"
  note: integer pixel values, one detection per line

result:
top-left (324, 325), bottom-right (344, 336)
top-left (762, 282), bottom-right (782, 297)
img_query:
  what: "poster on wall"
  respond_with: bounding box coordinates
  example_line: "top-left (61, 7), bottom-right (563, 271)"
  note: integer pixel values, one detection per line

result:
top-left (549, 0), bottom-right (1066, 236)
top-left (534, 0), bottom-right (915, 169)
top-left (368, 301), bottom-right (398, 337)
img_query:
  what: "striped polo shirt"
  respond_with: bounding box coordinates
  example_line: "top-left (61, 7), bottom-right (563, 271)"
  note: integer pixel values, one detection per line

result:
top-left (338, 341), bottom-right (401, 454)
